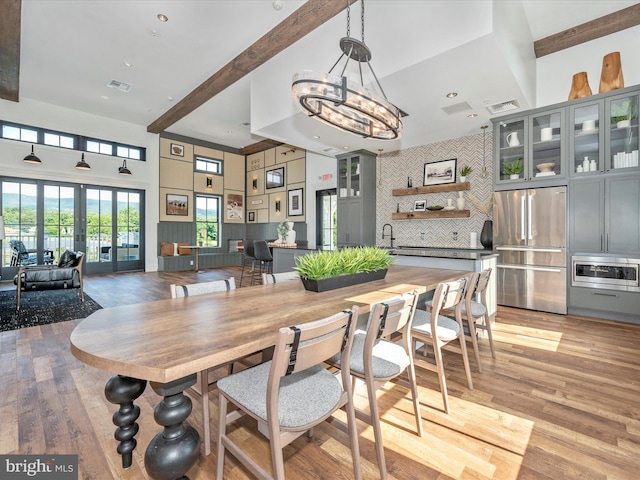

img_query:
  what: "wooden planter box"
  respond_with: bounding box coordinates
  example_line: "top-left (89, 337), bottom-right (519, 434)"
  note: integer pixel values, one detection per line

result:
top-left (300, 269), bottom-right (388, 292)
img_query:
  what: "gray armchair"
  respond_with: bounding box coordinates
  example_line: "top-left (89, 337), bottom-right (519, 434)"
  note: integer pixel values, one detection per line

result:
top-left (9, 240), bottom-right (53, 266)
top-left (14, 250), bottom-right (85, 310)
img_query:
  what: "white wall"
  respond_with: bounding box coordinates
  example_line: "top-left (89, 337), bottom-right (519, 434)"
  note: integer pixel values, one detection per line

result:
top-left (304, 151), bottom-right (337, 249)
top-left (536, 26), bottom-right (640, 107)
top-left (0, 97), bottom-right (160, 271)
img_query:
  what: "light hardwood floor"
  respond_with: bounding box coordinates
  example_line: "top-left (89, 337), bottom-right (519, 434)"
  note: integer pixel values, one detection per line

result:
top-left (1, 268), bottom-right (639, 479)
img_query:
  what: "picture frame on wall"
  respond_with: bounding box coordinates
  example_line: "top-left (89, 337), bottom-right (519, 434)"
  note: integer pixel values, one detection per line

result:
top-left (414, 200), bottom-right (426, 211)
top-left (288, 188), bottom-right (303, 216)
top-left (266, 167), bottom-right (285, 189)
top-left (226, 193), bottom-right (243, 220)
top-left (166, 194), bottom-right (188, 216)
top-left (424, 158), bottom-right (457, 186)
top-left (170, 143), bottom-right (184, 157)
top-left (248, 211), bottom-right (255, 222)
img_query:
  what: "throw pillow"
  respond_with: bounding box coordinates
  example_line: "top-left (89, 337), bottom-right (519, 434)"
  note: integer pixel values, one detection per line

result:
top-left (58, 250), bottom-right (77, 268)
top-left (160, 242), bottom-right (174, 257)
top-left (177, 242), bottom-right (191, 256)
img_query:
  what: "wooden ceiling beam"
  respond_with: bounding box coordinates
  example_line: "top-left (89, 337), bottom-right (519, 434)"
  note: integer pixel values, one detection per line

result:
top-left (534, 4), bottom-right (640, 58)
top-left (239, 139), bottom-right (283, 156)
top-left (0, 0), bottom-right (22, 102)
top-left (147, 0), bottom-right (354, 134)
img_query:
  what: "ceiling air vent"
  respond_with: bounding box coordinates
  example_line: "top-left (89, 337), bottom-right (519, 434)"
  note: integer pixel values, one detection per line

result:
top-left (486, 99), bottom-right (520, 114)
top-left (441, 101), bottom-right (472, 115)
top-left (107, 80), bottom-right (132, 93)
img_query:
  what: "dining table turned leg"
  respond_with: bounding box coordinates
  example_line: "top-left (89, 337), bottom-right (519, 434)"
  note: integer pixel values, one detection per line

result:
top-left (145, 375), bottom-right (200, 480)
top-left (104, 375), bottom-right (147, 469)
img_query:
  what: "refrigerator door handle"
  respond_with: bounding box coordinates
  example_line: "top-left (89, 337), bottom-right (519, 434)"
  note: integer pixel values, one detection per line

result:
top-left (496, 246), bottom-right (563, 253)
top-left (497, 264), bottom-right (564, 273)
top-left (520, 196), bottom-right (526, 240)
top-left (528, 194), bottom-right (533, 240)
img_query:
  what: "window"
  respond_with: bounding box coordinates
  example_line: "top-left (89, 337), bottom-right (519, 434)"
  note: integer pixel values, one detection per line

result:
top-left (195, 156), bottom-right (222, 174)
top-left (196, 195), bottom-right (220, 247)
top-left (0, 119), bottom-right (145, 161)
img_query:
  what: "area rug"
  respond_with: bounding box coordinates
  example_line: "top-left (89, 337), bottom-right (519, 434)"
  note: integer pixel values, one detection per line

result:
top-left (0, 289), bottom-right (102, 332)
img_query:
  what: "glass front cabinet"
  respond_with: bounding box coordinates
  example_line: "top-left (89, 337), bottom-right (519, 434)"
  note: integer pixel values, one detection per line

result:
top-left (338, 155), bottom-right (361, 199)
top-left (605, 91), bottom-right (639, 172)
top-left (569, 100), bottom-right (603, 176)
top-left (494, 108), bottom-right (565, 187)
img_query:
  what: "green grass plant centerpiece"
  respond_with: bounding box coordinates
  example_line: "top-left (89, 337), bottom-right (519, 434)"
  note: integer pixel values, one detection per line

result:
top-left (294, 246), bottom-right (393, 292)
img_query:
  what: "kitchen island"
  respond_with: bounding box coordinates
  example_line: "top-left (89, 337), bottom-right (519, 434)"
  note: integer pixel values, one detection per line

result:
top-left (390, 246), bottom-right (498, 319)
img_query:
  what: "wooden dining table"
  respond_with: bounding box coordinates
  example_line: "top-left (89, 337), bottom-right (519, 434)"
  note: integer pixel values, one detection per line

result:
top-left (70, 265), bottom-right (468, 480)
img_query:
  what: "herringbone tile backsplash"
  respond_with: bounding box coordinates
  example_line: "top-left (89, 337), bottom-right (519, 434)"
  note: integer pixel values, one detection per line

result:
top-left (377, 130), bottom-right (494, 249)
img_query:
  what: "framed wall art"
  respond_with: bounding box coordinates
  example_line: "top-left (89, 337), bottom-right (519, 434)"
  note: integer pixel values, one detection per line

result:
top-left (166, 194), bottom-right (188, 216)
top-left (248, 211), bottom-right (256, 222)
top-left (287, 188), bottom-right (303, 216)
top-left (414, 200), bottom-right (426, 211)
top-left (170, 143), bottom-right (184, 157)
top-left (424, 158), bottom-right (457, 186)
top-left (266, 167), bottom-right (285, 189)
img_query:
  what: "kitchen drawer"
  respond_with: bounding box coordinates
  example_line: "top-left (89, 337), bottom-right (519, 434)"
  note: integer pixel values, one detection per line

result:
top-left (569, 286), bottom-right (639, 316)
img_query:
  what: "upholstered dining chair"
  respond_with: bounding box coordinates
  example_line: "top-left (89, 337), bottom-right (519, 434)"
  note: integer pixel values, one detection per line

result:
top-left (253, 240), bottom-right (273, 282)
top-left (216, 307), bottom-right (362, 480)
top-left (331, 291), bottom-right (421, 480)
top-left (262, 271), bottom-right (299, 284)
top-left (411, 277), bottom-right (474, 414)
top-left (239, 240), bottom-right (257, 287)
top-left (169, 277), bottom-right (236, 455)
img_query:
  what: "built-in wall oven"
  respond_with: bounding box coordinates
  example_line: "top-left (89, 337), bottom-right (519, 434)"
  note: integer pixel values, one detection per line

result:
top-left (572, 256), bottom-right (640, 292)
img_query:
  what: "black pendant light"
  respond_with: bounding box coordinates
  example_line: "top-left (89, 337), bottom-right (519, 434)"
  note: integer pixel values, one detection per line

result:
top-left (75, 153), bottom-right (91, 170)
top-left (119, 159), bottom-right (132, 175)
top-left (23, 145), bottom-right (42, 164)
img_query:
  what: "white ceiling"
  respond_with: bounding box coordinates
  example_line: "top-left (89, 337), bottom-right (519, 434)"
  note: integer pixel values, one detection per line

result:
top-left (18, 0), bottom-right (638, 156)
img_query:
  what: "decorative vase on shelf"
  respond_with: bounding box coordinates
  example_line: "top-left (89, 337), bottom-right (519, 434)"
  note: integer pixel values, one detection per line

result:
top-left (460, 175), bottom-right (467, 183)
top-left (510, 174), bottom-right (520, 180)
top-left (456, 192), bottom-right (465, 210)
top-left (480, 220), bottom-right (493, 249)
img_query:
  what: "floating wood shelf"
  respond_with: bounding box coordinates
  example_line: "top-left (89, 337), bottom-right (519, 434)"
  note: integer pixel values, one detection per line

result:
top-left (392, 210), bottom-right (470, 220)
top-left (392, 182), bottom-right (470, 196)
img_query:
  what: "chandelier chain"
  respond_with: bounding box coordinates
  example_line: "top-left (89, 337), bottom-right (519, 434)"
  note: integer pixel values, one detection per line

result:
top-left (346, 0), bottom-right (350, 37)
top-left (361, 0), bottom-right (365, 43)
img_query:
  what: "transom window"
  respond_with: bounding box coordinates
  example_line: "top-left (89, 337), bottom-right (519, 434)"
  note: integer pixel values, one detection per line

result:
top-left (195, 156), bottom-right (222, 174)
top-left (0, 119), bottom-right (145, 161)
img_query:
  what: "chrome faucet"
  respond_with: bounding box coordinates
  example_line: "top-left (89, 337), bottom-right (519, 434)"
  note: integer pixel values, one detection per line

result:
top-left (382, 223), bottom-right (395, 248)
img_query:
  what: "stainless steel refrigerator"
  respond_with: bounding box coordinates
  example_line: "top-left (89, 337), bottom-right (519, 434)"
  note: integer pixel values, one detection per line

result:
top-left (493, 186), bottom-right (567, 314)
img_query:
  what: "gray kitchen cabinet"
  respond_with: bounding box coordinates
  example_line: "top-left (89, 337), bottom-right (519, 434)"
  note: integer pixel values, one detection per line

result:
top-left (493, 107), bottom-right (566, 190)
top-left (336, 150), bottom-right (376, 248)
top-left (569, 175), bottom-right (640, 255)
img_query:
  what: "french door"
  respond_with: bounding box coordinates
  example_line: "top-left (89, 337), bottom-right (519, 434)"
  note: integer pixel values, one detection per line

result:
top-left (1, 178), bottom-right (144, 276)
top-left (315, 189), bottom-right (337, 250)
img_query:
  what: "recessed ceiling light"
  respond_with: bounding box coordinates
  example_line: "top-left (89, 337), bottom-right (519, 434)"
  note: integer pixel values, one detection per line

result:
top-left (100, 95), bottom-right (109, 100)
top-left (343, 146), bottom-right (350, 150)
top-left (124, 61), bottom-right (133, 67)
top-left (227, 130), bottom-right (233, 134)
top-left (313, 135), bottom-right (320, 139)
top-left (446, 92), bottom-right (458, 98)
top-left (468, 113), bottom-right (478, 118)
top-left (273, 1), bottom-right (283, 10)
top-left (157, 13), bottom-right (168, 22)
top-left (167, 96), bottom-right (173, 101)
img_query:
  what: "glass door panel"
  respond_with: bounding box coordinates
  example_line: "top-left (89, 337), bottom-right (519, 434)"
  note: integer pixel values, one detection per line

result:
top-left (349, 156), bottom-right (360, 197)
top-left (43, 185), bottom-right (75, 264)
top-left (608, 94), bottom-right (639, 171)
top-left (531, 110), bottom-right (563, 178)
top-left (571, 103), bottom-right (601, 175)
top-left (2, 181), bottom-right (39, 267)
top-left (85, 188), bottom-right (113, 265)
top-left (116, 191), bottom-right (140, 262)
top-left (497, 118), bottom-right (525, 183)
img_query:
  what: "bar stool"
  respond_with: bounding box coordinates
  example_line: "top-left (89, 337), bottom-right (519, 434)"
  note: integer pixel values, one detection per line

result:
top-left (239, 240), bottom-right (256, 287)
top-left (253, 240), bottom-right (273, 283)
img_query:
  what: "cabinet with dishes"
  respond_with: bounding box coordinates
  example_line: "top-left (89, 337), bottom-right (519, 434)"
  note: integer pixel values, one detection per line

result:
top-left (568, 89), bottom-right (639, 176)
top-left (493, 107), bottom-right (566, 189)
